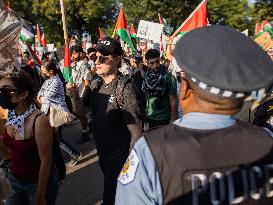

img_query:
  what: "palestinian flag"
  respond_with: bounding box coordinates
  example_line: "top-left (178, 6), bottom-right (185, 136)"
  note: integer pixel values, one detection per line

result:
top-left (62, 42), bottom-right (73, 83)
top-left (114, 7), bottom-right (136, 53)
top-left (176, 0), bottom-right (208, 37)
top-left (20, 27), bottom-right (34, 42)
top-left (129, 24), bottom-right (138, 42)
top-left (261, 20), bottom-right (269, 29)
top-left (26, 43), bottom-right (43, 66)
top-left (41, 33), bottom-right (47, 48)
top-left (36, 24), bottom-right (42, 47)
top-left (262, 21), bottom-right (273, 38)
top-left (99, 28), bottom-right (103, 40)
top-left (255, 23), bottom-right (262, 36)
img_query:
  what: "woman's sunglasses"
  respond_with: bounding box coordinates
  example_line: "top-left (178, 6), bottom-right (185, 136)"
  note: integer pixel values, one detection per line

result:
top-left (0, 87), bottom-right (19, 96)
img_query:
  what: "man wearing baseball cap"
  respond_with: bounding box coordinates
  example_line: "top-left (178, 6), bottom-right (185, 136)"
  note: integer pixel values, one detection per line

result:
top-left (80, 37), bottom-right (145, 205)
top-left (115, 25), bottom-right (273, 205)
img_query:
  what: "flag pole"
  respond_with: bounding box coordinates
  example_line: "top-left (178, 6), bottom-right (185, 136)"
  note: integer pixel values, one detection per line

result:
top-left (60, 0), bottom-right (68, 44)
top-left (111, 29), bottom-right (116, 38)
top-left (60, 0), bottom-right (73, 85)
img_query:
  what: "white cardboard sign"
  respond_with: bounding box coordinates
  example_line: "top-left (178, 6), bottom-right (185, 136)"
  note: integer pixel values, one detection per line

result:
top-left (137, 20), bottom-right (163, 42)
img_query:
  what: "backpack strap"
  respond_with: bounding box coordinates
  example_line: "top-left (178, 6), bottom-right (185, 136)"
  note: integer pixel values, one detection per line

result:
top-left (115, 76), bottom-right (131, 109)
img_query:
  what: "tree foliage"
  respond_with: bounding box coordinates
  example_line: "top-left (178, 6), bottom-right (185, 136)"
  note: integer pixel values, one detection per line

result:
top-left (253, 0), bottom-right (273, 22)
top-left (120, 0), bottom-right (201, 34)
top-left (4, 0), bottom-right (273, 47)
top-left (208, 0), bottom-right (252, 31)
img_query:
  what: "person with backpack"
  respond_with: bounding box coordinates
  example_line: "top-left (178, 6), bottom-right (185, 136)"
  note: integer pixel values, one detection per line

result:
top-left (0, 71), bottom-right (59, 205)
top-left (37, 61), bottom-right (82, 166)
top-left (68, 37), bottom-right (145, 205)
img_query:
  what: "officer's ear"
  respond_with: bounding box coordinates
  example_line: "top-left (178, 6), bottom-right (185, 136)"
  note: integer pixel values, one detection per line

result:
top-left (179, 79), bottom-right (192, 101)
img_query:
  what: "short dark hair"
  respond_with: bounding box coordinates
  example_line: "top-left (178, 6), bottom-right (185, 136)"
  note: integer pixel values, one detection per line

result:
top-left (5, 71), bottom-right (36, 104)
top-left (71, 44), bottom-right (83, 53)
top-left (43, 61), bottom-right (58, 74)
top-left (145, 49), bottom-right (160, 61)
top-left (23, 51), bottom-right (30, 57)
top-left (87, 47), bottom-right (96, 54)
top-left (133, 53), bottom-right (143, 62)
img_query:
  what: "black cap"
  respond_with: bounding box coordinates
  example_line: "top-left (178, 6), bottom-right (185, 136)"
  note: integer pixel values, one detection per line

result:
top-left (96, 37), bottom-right (122, 56)
top-left (87, 47), bottom-right (96, 54)
top-left (174, 25), bottom-right (273, 99)
top-left (133, 53), bottom-right (143, 62)
top-left (71, 44), bottom-right (83, 53)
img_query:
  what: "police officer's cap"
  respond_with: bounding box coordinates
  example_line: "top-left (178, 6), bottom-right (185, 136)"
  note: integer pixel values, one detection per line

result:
top-left (174, 25), bottom-right (273, 99)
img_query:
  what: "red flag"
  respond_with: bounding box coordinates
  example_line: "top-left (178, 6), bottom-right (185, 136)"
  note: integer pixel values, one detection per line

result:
top-left (7, 0), bottom-right (11, 11)
top-left (114, 7), bottom-right (128, 30)
top-left (261, 20), bottom-right (269, 30)
top-left (177, 0), bottom-right (208, 34)
top-left (41, 33), bottom-right (47, 48)
top-left (64, 42), bottom-right (71, 68)
top-left (113, 7), bottom-right (136, 52)
top-left (99, 28), bottom-right (103, 40)
top-left (129, 24), bottom-right (137, 35)
top-left (63, 41), bottom-right (73, 83)
top-left (255, 23), bottom-right (262, 35)
top-left (36, 24), bottom-right (42, 47)
top-left (26, 43), bottom-right (42, 66)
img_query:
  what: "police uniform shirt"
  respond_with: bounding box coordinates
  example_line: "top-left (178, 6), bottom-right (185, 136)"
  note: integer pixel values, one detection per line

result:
top-left (115, 112), bottom-right (249, 205)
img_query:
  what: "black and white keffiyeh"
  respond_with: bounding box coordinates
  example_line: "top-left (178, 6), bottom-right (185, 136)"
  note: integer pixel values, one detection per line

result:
top-left (142, 65), bottom-right (168, 97)
top-left (6, 104), bottom-right (36, 139)
top-left (38, 75), bottom-right (69, 115)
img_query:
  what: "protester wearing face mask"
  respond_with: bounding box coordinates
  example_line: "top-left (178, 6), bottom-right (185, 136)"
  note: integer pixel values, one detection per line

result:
top-left (0, 71), bottom-right (59, 205)
top-left (37, 62), bottom-right (81, 166)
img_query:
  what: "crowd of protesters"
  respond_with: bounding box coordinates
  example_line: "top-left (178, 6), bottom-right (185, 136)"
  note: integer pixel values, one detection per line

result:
top-left (0, 24), bottom-right (273, 205)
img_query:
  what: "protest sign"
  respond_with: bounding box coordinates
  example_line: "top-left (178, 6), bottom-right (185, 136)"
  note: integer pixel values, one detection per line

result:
top-left (255, 32), bottom-right (273, 51)
top-left (137, 20), bottom-right (163, 42)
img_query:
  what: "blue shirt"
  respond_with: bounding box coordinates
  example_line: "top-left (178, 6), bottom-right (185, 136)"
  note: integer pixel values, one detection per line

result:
top-left (115, 112), bottom-right (237, 205)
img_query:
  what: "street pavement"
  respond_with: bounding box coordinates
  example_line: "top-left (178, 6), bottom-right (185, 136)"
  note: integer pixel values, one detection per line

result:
top-left (56, 121), bottom-right (104, 205)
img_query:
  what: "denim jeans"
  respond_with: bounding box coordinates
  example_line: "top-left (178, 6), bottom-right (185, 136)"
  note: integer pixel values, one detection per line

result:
top-left (6, 166), bottom-right (59, 205)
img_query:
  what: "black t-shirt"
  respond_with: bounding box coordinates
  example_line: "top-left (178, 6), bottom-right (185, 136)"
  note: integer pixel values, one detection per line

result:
top-left (132, 70), bottom-right (143, 88)
top-left (86, 76), bottom-right (144, 163)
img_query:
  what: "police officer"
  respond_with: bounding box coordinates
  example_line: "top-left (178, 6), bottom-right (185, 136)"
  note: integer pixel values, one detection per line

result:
top-left (115, 25), bottom-right (273, 205)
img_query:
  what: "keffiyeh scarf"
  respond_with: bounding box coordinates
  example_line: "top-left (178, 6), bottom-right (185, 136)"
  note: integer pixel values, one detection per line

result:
top-left (142, 65), bottom-right (168, 97)
top-left (6, 104), bottom-right (36, 139)
top-left (38, 75), bottom-right (68, 115)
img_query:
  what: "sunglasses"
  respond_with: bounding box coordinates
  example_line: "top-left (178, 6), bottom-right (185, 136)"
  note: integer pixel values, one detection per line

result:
top-left (148, 60), bottom-right (160, 65)
top-left (0, 87), bottom-right (19, 96)
top-left (96, 55), bottom-right (114, 64)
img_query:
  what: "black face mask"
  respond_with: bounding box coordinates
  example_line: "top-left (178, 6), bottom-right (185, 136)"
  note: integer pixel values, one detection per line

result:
top-left (0, 88), bottom-right (18, 110)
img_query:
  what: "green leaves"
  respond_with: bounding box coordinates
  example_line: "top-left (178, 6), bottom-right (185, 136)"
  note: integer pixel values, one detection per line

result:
top-left (6, 0), bottom-right (273, 48)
